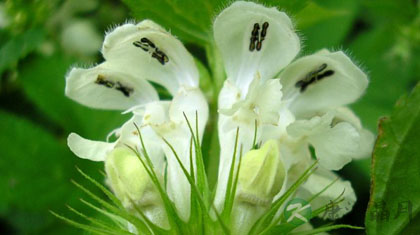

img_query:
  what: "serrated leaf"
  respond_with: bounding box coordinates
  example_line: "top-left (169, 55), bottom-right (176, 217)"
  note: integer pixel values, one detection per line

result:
top-left (365, 82), bottom-right (420, 235)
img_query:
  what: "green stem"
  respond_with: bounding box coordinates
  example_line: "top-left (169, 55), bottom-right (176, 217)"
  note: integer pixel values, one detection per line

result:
top-left (204, 40), bottom-right (225, 190)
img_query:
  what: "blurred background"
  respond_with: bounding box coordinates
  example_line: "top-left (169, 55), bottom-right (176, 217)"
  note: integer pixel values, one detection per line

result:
top-left (0, 0), bottom-right (418, 234)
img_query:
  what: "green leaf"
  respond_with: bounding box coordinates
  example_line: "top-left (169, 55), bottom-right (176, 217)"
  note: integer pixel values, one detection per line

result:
top-left (263, 0), bottom-right (309, 14)
top-left (297, 0), bottom-right (359, 52)
top-left (349, 25), bottom-right (419, 132)
top-left (0, 28), bottom-right (45, 74)
top-left (0, 110), bottom-right (101, 233)
top-left (365, 82), bottom-right (420, 235)
top-left (295, 1), bottom-right (349, 30)
top-left (121, 0), bottom-right (223, 45)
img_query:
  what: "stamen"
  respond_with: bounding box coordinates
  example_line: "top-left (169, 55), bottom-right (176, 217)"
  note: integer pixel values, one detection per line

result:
top-left (261, 22), bottom-right (269, 38)
top-left (133, 40), bottom-right (149, 52)
top-left (115, 82), bottom-right (134, 97)
top-left (256, 41), bottom-right (262, 51)
top-left (95, 75), bottom-right (115, 88)
top-left (152, 48), bottom-right (169, 65)
top-left (251, 23), bottom-right (260, 37)
top-left (94, 75), bottom-right (134, 97)
top-left (295, 63), bottom-right (335, 92)
top-left (249, 22), bottom-right (269, 52)
top-left (140, 37), bottom-right (156, 48)
top-left (133, 37), bottom-right (169, 65)
top-left (249, 23), bottom-right (260, 51)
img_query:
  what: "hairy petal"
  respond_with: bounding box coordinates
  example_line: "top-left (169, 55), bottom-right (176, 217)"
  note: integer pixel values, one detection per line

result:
top-left (214, 1), bottom-right (300, 95)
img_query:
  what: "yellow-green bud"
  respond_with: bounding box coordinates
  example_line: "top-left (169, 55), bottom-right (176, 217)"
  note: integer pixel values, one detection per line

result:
top-left (105, 148), bottom-right (169, 229)
top-left (105, 147), bottom-right (155, 209)
top-left (238, 140), bottom-right (286, 205)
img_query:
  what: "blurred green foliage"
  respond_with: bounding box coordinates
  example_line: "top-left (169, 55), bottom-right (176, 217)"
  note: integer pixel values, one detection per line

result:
top-left (0, 0), bottom-right (418, 234)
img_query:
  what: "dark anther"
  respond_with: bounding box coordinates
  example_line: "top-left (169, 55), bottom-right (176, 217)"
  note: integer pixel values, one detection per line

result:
top-left (133, 37), bottom-right (169, 65)
top-left (256, 41), bottom-right (262, 51)
top-left (152, 48), bottom-right (169, 65)
top-left (140, 37), bottom-right (156, 48)
top-left (249, 21), bottom-right (269, 52)
top-left (249, 38), bottom-right (256, 51)
top-left (133, 40), bottom-right (149, 52)
top-left (261, 22), bottom-right (269, 37)
top-left (295, 63), bottom-right (335, 92)
top-left (95, 75), bottom-right (133, 97)
top-left (251, 23), bottom-right (260, 36)
top-left (249, 23), bottom-right (260, 51)
top-left (95, 75), bottom-right (115, 88)
top-left (115, 82), bottom-right (134, 97)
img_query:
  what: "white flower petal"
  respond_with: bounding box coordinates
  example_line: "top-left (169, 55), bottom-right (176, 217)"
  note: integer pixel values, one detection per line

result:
top-left (214, 1), bottom-right (300, 94)
top-left (280, 50), bottom-right (368, 117)
top-left (141, 89), bottom-right (208, 221)
top-left (333, 107), bottom-right (375, 159)
top-left (65, 63), bottom-right (158, 110)
top-left (218, 80), bottom-right (242, 110)
top-left (310, 122), bottom-right (358, 170)
top-left (67, 132), bottom-right (115, 161)
top-left (287, 112), bottom-right (360, 170)
top-left (250, 78), bottom-right (283, 124)
top-left (297, 168), bottom-right (356, 220)
top-left (280, 138), bottom-right (312, 181)
top-left (355, 129), bottom-right (375, 159)
top-left (214, 114), bottom-right (257, 211)
top-left (162, 134), bottom-right (191, 221)
top-left (101, 20), bottom-right (199, 94)
top-left (115, 113), bottom-right (166, 172)
top-left (169, 87), bottom-right (209, 135)
top-left (219, 77), bottom-right (283, 129)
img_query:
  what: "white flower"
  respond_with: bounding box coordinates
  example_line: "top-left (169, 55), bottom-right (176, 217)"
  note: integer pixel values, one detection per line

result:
top-left (65, 20), bottom-right (208, 221)
top-left (63, 1), bottom-right (374, 233)
top-left (212, 1), bottom-right (374, 220)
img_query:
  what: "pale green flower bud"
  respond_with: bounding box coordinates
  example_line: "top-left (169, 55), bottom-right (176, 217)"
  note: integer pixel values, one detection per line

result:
top-left (237, 140), bottom-right (286, 205)
top-left (105, 147), bottom-right (169, 229)
top-left (232, 140), bottom-right (286, 234)
top-left (105, 147), bottom-right (151, 208)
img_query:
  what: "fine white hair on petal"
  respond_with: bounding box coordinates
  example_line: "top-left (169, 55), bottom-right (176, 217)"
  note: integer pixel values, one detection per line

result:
top-left (280, 50), bottom-right (369, 117)
top-left (100, 20), bottom-right (199, 94)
